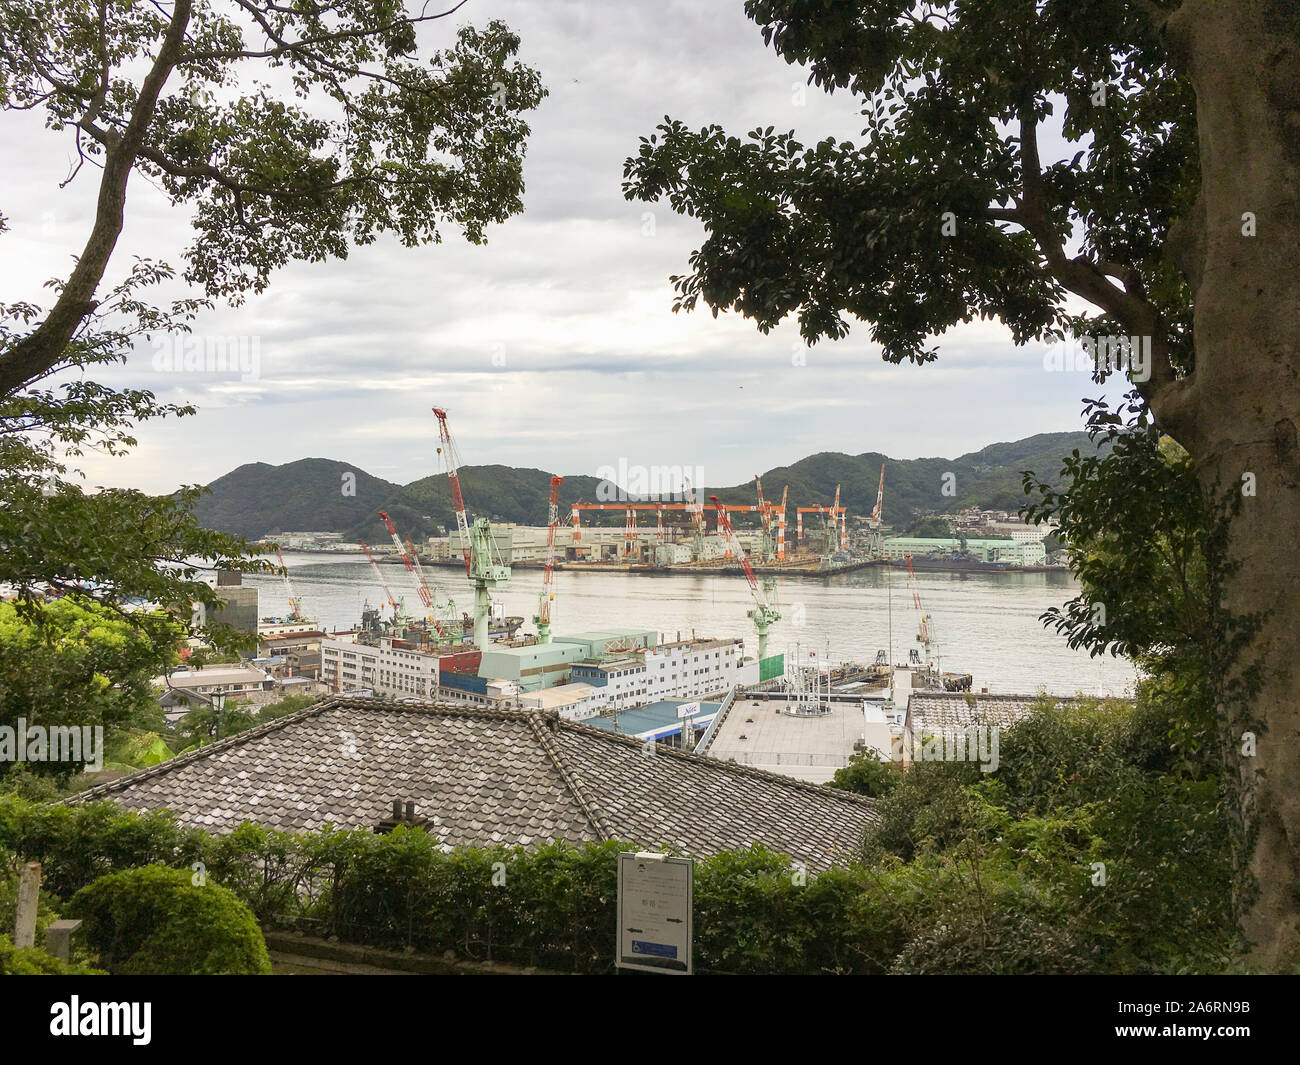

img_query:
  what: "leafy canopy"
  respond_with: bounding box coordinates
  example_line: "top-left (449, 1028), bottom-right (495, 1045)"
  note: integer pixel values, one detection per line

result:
top-left (623, 0), bottom-right (1197, 433)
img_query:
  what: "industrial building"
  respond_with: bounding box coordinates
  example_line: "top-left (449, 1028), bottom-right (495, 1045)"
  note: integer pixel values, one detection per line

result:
top-left (436, 523), bottom-right (764, 564)
top-left (200, 569), bottom-right (259, 634)
top-left (881, 536), bottom-right (1047, 567)
top-left (583, 698), bottom-right (725, 745)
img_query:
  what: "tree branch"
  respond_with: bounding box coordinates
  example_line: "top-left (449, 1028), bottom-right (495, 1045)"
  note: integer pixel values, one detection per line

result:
top-left (0, 0), bottom-right (195, 398)
top-left (1015, 108), bottom-right (1197, 439)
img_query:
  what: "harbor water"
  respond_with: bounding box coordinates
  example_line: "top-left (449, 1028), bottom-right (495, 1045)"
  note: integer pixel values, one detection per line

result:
top-left (249, 552), bottom-right (1138, 697)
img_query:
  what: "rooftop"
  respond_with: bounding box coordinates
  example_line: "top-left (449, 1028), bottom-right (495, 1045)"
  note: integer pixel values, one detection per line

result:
top-left (70, 695), bottom-right (876, 870)
top-left (904, 692), bottom-right (1129, 732)
top-left (585, 699), bottom-right (723, 740)
top-left (703, 697), bottom-right (873, 784)
top-left (159, 665), bottom-right (270, 688)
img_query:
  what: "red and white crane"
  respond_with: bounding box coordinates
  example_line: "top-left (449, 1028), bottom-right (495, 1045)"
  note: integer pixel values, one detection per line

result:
top-left (433, 407), bottom-right (472, 576)
top-left (359, 539), bottom-right (400, 617)
top-left (535, 475), bottom-right (563, 643)
top-left (871, 463), bottom-right (886, 526)
top-left (379, 510), bottom-right (432, 610)
top-left (711, 495), bottom-right (780, 661)
top-left (904, 554), bottom-right (936, 670)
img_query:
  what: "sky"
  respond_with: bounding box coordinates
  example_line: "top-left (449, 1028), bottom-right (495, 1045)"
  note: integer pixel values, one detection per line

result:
top-left (0, 0), bottom-right (1126, 496)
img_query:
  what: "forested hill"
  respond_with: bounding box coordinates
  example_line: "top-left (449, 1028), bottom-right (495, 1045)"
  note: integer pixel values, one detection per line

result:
top-left (186, 431), bottom-right (1097, 542)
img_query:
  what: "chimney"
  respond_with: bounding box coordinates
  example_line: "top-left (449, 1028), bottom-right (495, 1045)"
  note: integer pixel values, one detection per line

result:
top-left (376, 798), bottom-right (428, 834)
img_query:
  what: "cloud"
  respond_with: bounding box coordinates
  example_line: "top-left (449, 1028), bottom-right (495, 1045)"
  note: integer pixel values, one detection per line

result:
top-left (0, 0), bottom-right (1123, 495)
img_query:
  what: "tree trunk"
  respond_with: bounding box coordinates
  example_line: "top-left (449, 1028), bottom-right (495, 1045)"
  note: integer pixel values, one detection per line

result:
top-left (1165, 0), bottom-right (1300, 970)
top-left (0, 0), bottom-right (192, 398)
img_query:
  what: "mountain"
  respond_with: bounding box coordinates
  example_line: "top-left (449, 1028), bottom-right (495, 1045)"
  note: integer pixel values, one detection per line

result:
top-left (188, 458), bottom-right (401, 539)
top-left (184, 432), bottom-right (1098, 540)
top-left (708, 432), bottom-right (1097, 520)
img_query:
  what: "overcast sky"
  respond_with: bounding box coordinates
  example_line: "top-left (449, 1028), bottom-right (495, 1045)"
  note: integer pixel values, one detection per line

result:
top-left (1, 0), bottom-right (1125, 496)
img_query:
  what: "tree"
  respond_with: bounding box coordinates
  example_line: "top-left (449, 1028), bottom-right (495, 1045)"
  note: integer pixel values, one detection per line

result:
top-left (1024, 391), bottom-right (1216, 770)
top-left (0, 596), bottom-right (180, 783)
top-left (0, 0), bottom-right (546, 393)
top-left (623, 1), bottom-right (1298, 967)
top-left (0, 2), bottom-right (544, 674)
top-left (70, 864), bottom-right (271, 974)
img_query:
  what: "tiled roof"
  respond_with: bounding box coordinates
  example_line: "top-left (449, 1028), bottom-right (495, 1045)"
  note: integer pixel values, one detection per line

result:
top-left (70, 696), bottom-right (876, 869)
top-left (905, 692), bottom-right (1126, 733)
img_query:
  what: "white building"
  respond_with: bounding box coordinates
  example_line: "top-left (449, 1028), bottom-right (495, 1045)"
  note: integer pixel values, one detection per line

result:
top-left (569, 637), bottom-right (756, 711)
top-left (321, 637), bottom-right (440, 700)
top-left (984, 521), bottom-right (1056, 544)
top-left (518, 683), bottom-right (604, 720)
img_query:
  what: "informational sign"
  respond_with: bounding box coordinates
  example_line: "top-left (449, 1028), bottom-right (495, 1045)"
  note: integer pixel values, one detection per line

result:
top-left (676, 701), bottom-right (700, 719)
top-left (616, 852), bottom-right (693, 974)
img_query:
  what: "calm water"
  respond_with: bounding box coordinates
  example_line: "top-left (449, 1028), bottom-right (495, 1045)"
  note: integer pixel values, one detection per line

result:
top-left (249, 552), bottom-right (1138, 698)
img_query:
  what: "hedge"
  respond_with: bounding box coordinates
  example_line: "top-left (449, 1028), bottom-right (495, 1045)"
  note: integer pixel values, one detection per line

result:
top-left (0, 792), bottom-right (1228, 974)
top-left (0, 795), bottom-right (946, 973)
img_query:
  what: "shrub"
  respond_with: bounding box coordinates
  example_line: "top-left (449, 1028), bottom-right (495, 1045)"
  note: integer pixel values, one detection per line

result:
top-left (0, 933), bottom-right (104, 975)
top-left (69, 865), bottom-right (271, 974)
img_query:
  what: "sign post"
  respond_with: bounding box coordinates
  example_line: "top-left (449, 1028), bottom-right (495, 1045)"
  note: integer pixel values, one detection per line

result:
top-left (677, 701), bottom-right (699, 748)
top-left (616, 851), bottom-right (693, 974)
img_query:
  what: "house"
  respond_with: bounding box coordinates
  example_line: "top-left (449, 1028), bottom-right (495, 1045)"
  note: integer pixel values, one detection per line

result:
top-left (69, 695), bottom-right (878, 871)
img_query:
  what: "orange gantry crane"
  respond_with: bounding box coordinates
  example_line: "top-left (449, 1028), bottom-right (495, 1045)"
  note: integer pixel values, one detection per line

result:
top-left (795, 484), bottom-right (847, 552)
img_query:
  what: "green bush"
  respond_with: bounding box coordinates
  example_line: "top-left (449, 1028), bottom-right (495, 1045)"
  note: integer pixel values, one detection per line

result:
top-left (0, 685), bottom-right (1236, 975)
top-left (69, 865), bottom-right (271, 974)
top-left (0, 933), bottom-right (104, 975)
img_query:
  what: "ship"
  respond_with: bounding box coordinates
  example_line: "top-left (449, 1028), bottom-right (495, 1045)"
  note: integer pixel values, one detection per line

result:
top-left (882, 553), bottom-right (1016, 573)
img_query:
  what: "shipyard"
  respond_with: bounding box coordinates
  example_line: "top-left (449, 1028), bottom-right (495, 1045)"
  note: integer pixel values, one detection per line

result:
top-left (169, 406), bottom-right (1103, 790)
top-left (3, 0), bottom-right (1271, 995)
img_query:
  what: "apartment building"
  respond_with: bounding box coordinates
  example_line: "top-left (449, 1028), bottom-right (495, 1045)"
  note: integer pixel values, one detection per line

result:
top-left (321, 637), bottom-right (440, 699)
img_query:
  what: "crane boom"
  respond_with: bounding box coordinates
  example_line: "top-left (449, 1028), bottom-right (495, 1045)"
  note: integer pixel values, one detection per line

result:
top-left (433, 407), bottom-right (472, 576)
top-left (405, 536), bottom-right (438, 612)
top-left (872, 463), bottom-right (886, 523)
top-left (379, 510), bottom-right (432, 609)
top-left (359, 540), bottom-right (399, 616)
top-left (711, 495), bottom-right (780, 661)
top-left (274, 546), bottom-right (303, 620)
top-left (905, 554), bottom-right (934, 655)
top-left (711, 496), bottom-right (765, 607)
top-left (535, 475), bottom-right (562, 641)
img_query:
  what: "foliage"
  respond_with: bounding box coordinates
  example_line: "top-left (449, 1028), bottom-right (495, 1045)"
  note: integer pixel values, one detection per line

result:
top-left (0, 686), bottom-right (1235, 975)
top-left (0, 597), bottom-right (180, 784)
top-left (901, 516), bottom-right (953, 538)
top-left (1024, 392), bottom-right (1215, 763)
top-left (0, 933), bottom-right (103, 975)
top-left (69, 864), bottom-right (270, 975)
top-left (622, 1), bottom-right (1195, 396)
top-left (0, 1), bottom-right (546, 717)
top-left (166, 691), bottom-right (317, 749)
top-left (829, 751), bottom-right (903, 798)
